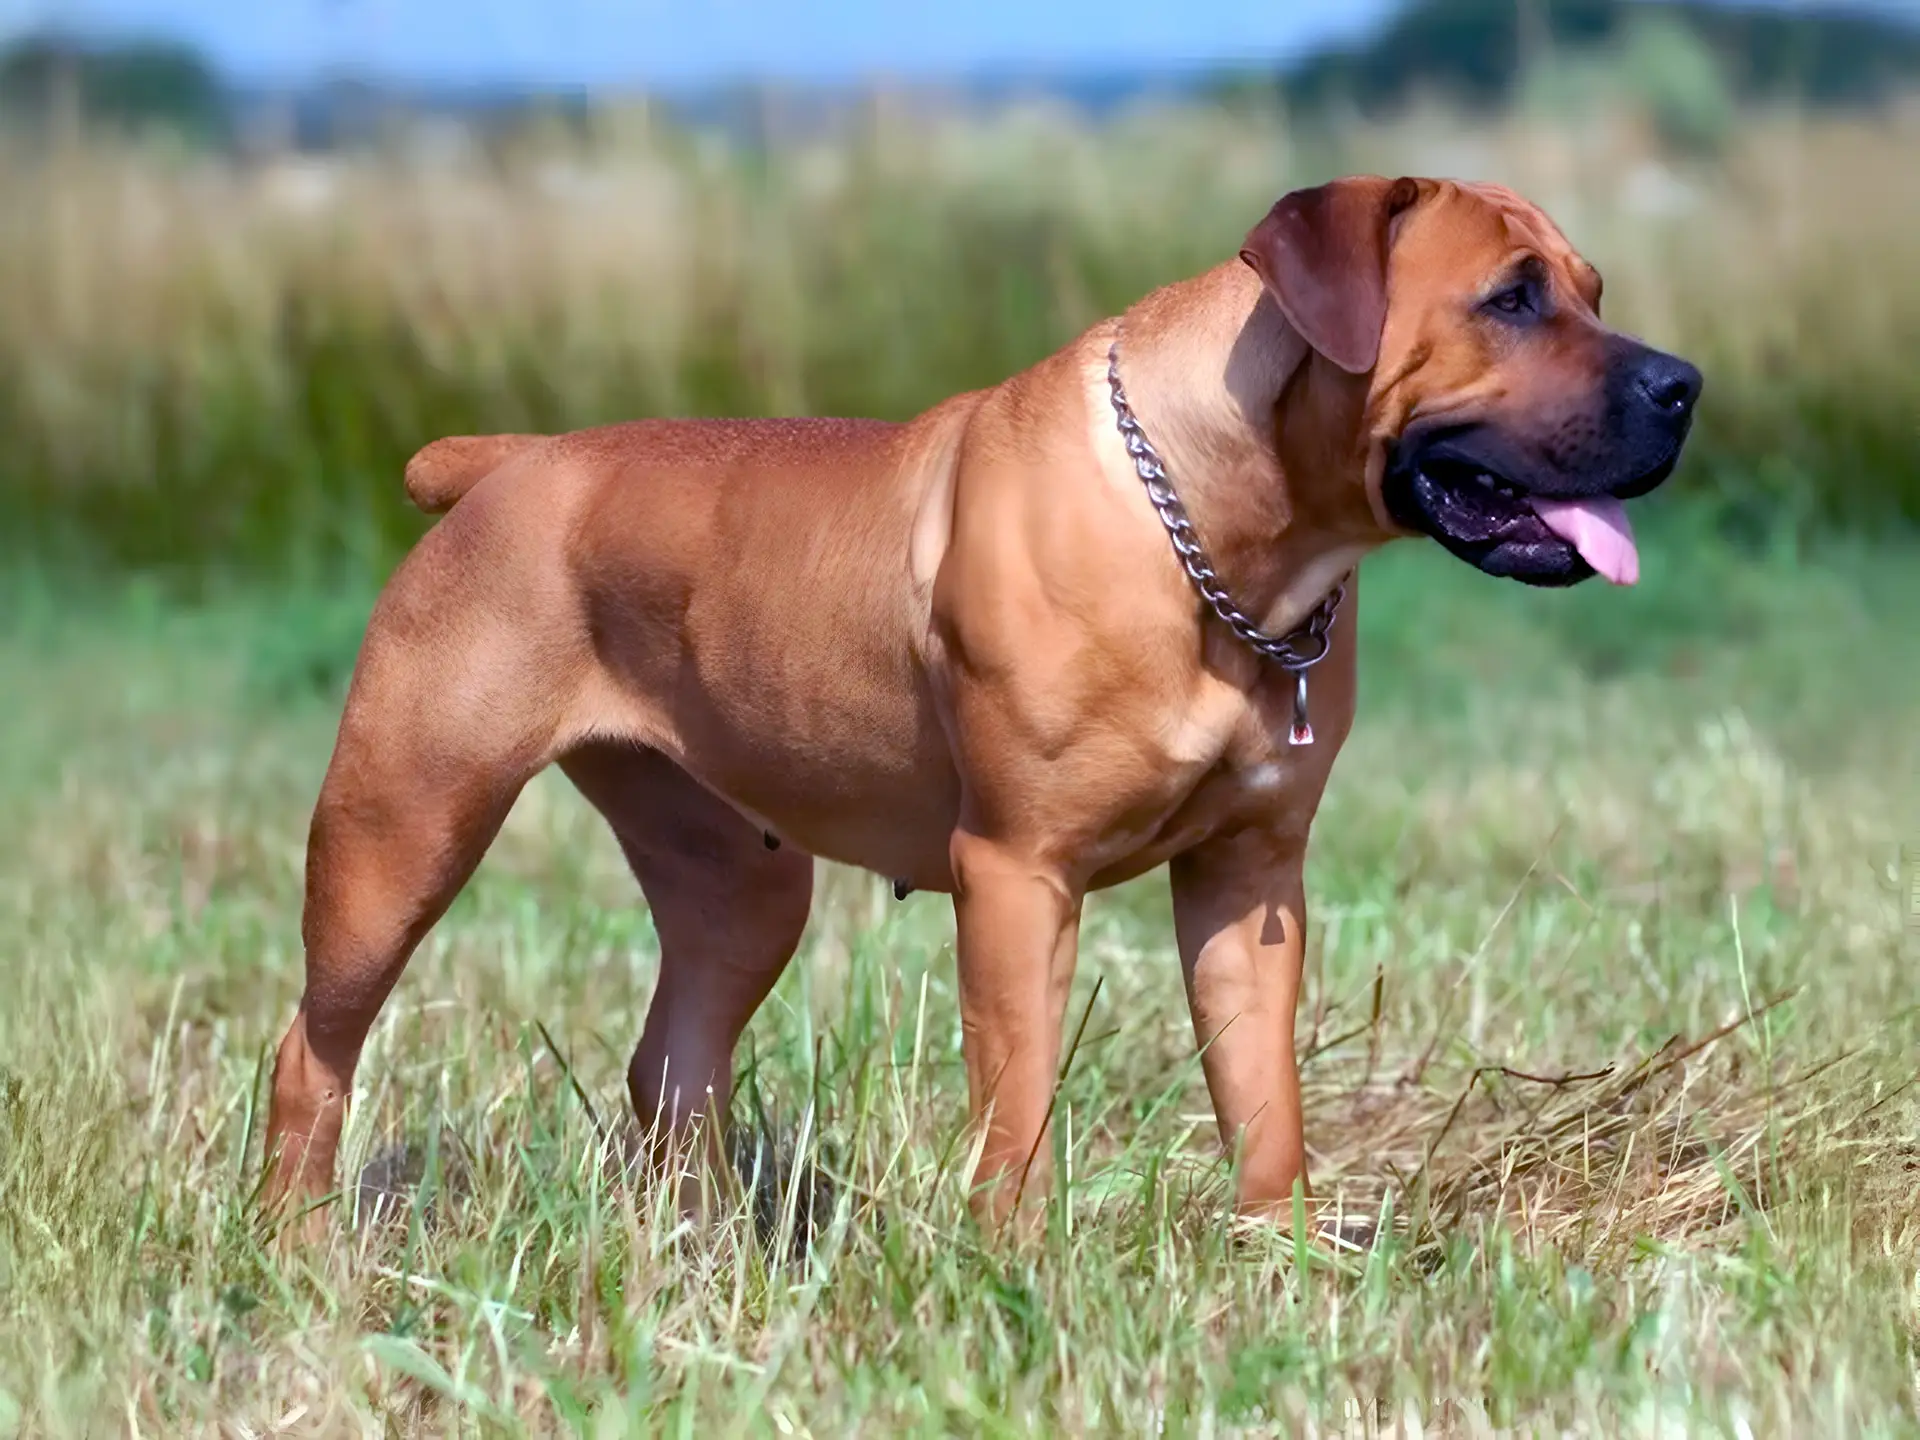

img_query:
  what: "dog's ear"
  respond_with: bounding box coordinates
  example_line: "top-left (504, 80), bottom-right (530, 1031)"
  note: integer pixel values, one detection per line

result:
top-left (1240, 176), bottom-right (1421, 376)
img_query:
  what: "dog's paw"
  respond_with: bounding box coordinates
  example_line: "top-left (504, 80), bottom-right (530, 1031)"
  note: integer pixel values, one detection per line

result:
top-left (354, 1133), bottom-right (474, 1230)
top-left (727, 1127), bottom-right (839, 1261)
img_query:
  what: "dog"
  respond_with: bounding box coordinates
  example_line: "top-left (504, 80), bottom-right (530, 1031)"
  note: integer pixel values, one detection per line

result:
top-left (263, 175), bottom-right (1699, 1232)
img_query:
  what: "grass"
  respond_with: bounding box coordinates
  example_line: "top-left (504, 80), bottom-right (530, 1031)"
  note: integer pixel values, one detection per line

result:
top-left (2, 518), bottom-right (1917, 1434)
top-left (1, 96), bottom-right (1917, 578)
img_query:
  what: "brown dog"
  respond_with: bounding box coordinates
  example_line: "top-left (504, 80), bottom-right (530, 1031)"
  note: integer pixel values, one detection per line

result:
top-left (263, 176), bottom-right (1698, 1230)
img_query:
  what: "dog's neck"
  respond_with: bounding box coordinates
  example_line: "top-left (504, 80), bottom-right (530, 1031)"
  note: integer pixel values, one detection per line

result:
top-left (1113, 261), bottom-right (1385, 639)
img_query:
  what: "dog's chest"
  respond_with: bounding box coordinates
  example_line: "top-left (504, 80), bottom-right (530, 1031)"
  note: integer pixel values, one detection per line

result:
top-left (1171, 740), bottom-right (1334, 839)
top-left (1205, 671), bottom-right (1349, 806)
top-left (1090, 690), bottom-right (1349, 887)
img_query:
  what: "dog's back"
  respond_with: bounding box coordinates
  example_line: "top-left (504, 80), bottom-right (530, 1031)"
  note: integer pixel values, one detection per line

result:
top-left (403, 414), bottom-right (911, 517)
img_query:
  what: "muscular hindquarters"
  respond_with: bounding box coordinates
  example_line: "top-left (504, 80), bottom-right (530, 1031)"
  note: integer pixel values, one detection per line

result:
top-left (268, 412), bottom-right (972, 1208)
top-left (265, 479), bottom-right (598, 1205)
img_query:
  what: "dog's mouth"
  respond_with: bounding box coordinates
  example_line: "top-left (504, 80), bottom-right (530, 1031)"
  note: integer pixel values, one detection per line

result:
top-left (1383, 435), bottom-right (1675, 589)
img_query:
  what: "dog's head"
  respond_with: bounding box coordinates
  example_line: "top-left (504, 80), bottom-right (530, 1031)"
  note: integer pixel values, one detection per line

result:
top-left (1242, 176), bottom-right (1700, 587)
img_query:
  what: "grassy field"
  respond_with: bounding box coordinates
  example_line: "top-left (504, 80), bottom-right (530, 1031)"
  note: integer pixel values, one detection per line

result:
top-left (2, 514), bottom-right (1917, 1434)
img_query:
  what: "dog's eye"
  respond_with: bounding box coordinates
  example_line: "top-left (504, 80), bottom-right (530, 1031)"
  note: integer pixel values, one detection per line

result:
top-left (1487, 284), bottom-right (1533, 316)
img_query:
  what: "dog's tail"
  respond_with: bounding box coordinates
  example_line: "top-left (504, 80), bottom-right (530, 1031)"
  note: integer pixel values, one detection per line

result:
top-left (403, 434), bottom-right (544, 515)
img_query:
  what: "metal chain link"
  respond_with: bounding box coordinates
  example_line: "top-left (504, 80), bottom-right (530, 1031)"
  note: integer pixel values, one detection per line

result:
top-left (1107, 343), bottom-right (1346, 672)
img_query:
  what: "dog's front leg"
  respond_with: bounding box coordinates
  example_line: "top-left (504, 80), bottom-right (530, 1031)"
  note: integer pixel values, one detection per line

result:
top-left (948, 830), bottom-right (1083, 1234)
top-left (1170, 827), bottom-right (1312, 1217)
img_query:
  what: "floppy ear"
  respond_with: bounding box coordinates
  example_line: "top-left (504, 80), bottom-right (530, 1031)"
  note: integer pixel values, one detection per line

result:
top-left (1240, 176), bottom-right (1421, 376)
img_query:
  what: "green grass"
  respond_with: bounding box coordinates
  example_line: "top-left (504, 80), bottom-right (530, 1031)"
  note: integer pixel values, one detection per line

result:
top-left (2, 519), bottom-right (1917, 1435)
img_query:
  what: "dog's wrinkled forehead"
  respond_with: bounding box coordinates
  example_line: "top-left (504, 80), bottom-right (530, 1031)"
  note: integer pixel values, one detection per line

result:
top-left (1401, 180), bottom-right (1603, 313)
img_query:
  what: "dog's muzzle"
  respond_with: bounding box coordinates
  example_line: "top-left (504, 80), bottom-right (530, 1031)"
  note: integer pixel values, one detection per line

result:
top-left (1384, 344), bottom-right (1701, 588)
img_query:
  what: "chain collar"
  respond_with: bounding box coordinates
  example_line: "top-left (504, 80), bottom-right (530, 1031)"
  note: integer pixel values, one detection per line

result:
top-left (1106, 341), bottom-right (1348, 744)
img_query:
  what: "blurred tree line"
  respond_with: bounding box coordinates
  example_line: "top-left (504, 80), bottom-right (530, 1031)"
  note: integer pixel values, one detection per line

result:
top-left (0, 35), bottom-right (228, 143)
top-left (1276, 0), bottom-right (1920, 116)
top-left (3, 0), bottom-right (1916, 154)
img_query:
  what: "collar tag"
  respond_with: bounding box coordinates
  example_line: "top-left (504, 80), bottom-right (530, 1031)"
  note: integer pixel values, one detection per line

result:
top-left (1288, 671), bottom-right (1315, 746)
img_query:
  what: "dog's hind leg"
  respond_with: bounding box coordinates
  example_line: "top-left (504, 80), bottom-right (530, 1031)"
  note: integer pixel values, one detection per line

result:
top-left (560, 743), bottom-right (814, 1208)
top-left (263, 556), bottom-right (577, 1225)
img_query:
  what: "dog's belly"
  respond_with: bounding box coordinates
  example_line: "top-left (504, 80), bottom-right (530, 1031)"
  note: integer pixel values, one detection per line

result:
top-left (587, 620), bottom-right (965, 887)
top-left (578, 566), bottom-right (963, 888)
top-left (588, 653), bottom-right (966, 888)
top-left (670, 715), bottom-right (964, 891)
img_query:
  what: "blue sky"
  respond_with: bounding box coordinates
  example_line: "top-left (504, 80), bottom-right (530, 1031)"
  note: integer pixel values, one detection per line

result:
top-left (8, 0), bottom-right (1405, 87)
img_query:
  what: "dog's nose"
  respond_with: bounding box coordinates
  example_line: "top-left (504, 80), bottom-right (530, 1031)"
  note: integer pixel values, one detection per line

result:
top-left (1634, 351), bottom-right (1702, 420)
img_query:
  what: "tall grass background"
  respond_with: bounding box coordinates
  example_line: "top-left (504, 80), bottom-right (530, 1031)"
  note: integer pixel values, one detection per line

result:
top-left (1, 91), bottom-right (1916, 582)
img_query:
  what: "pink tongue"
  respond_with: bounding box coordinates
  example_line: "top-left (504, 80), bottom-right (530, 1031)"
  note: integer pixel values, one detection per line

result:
top-left (1530, 496), bottom-right (1640, 586)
